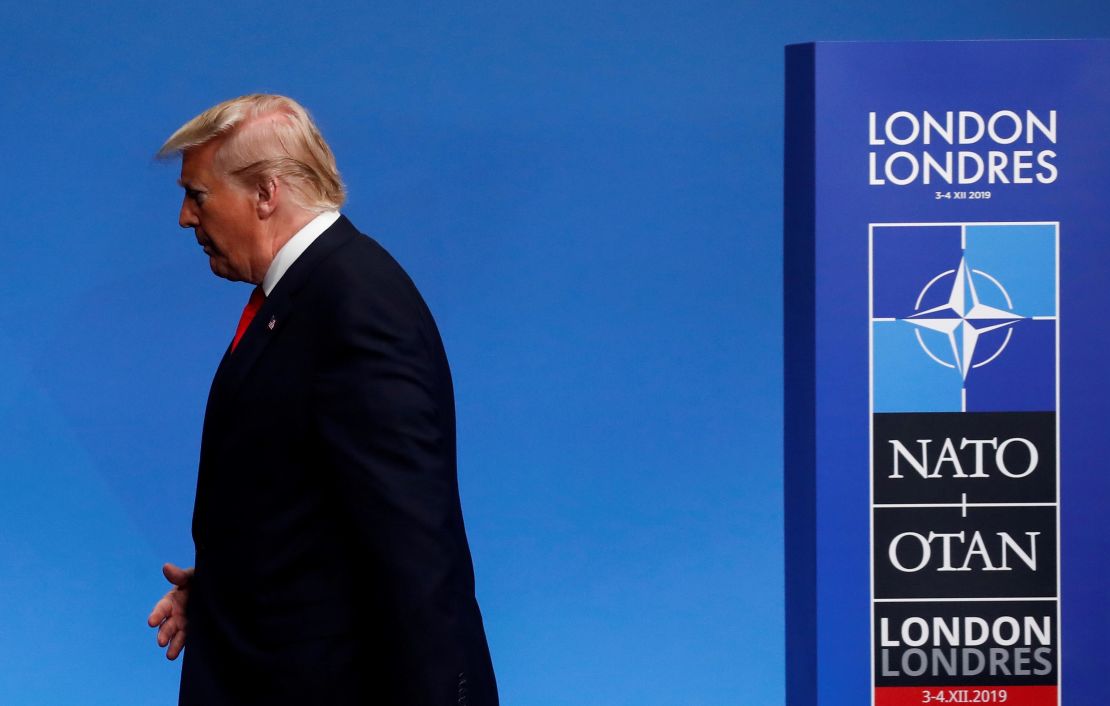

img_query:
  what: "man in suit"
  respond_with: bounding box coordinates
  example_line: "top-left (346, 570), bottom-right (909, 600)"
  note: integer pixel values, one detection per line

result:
top-left (146, 94), bottom-right (498, 705)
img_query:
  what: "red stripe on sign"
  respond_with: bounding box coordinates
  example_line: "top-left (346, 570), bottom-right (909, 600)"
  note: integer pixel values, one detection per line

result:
top-left (875, 686), bottom-right (1057, 706)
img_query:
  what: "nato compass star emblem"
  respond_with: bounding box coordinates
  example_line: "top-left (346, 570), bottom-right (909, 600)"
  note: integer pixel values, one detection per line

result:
top-left (901, 257), bottom-right (1025, 380)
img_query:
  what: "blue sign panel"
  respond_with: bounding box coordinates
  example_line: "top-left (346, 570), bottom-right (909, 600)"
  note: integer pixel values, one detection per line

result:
top-left (785, 41), bottom-right (1110, 706)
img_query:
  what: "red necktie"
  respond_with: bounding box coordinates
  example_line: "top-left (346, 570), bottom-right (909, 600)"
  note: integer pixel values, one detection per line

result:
top-left (231, 286), bottom-right (265, 352)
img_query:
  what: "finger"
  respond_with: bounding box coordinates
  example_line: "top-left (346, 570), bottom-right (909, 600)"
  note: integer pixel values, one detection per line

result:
top-left (163, 563), bottom-right (191, 587)
top-left (148, 597), bottom-right (172, 627)
top-left (157, 618), bottom-right (177, 647)
top-left (167, 630), bottom-right (186, 660)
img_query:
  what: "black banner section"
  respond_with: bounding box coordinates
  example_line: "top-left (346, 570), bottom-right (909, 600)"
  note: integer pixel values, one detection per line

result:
top-left (874, 412), bottom-right (1055, 506)
top-left (874, 505), bottom-right (1056, 600)
top-left (874, 601), bottom-right (1058, 687)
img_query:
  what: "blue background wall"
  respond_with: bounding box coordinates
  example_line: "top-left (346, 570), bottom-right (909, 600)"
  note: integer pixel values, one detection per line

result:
top-left (2, 2), bottom-right (1110, 704)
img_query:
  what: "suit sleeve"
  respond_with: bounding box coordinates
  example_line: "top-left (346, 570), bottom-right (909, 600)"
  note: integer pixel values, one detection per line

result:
top-left (310, 268), bottom-right (468, 701)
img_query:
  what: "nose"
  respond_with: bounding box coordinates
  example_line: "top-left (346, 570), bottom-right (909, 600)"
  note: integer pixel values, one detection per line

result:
top-left (179, 196), bottom-right (198, 229)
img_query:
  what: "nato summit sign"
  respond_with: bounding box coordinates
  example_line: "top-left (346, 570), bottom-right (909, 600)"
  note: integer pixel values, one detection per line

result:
top-left (785, 41), bottom-right (1110, 706)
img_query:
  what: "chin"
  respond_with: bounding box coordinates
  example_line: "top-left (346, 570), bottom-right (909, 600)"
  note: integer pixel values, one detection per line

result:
top-left (208, 258), bottom-right (234, 281)
top-left (207, 255), bottom-right (251, 283)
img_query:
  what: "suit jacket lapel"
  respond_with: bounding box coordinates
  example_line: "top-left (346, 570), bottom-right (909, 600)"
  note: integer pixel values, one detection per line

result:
top-left (210, 215), bottom-right (359, 400)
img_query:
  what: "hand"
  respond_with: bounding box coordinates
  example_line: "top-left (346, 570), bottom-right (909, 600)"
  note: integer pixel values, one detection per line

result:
top-left (147, 562), bottom-right (193, 660)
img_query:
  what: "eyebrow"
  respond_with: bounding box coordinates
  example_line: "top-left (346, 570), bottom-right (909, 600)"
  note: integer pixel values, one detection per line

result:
top-left (177, 178), bottom-right (205, 191)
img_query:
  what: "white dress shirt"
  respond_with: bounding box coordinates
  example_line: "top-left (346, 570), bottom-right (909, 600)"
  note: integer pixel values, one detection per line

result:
top-left (262, 210), bottom-right (342, 296)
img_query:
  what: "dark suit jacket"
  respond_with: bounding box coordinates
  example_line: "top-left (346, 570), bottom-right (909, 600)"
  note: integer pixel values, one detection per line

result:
top-left (179, 216), bottom-right (497, 705)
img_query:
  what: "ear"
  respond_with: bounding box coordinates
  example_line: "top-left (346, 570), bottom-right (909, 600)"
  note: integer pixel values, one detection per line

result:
top-left (255, 177), bottom-right (279, 219)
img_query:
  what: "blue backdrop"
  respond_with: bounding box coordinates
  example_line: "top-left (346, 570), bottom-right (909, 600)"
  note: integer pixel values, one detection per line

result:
top-left (3, 2), bottom-right (1110, 705)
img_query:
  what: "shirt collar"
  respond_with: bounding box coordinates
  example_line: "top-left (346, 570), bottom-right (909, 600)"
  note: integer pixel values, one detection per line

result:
top-left (262, 210), bottom-right (341, 296)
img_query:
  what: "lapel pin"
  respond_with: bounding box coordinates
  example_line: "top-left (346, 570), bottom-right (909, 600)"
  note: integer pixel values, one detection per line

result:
top-left (267, 316), bottom-right (277, 330)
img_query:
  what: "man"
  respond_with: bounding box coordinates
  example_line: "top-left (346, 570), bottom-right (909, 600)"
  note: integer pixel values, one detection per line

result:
top-left (146, 94), bottom-right (498, 705)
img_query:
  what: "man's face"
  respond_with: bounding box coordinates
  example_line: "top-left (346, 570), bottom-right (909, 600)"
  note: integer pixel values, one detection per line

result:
top-left (177, 139), bottom-right (264, 283)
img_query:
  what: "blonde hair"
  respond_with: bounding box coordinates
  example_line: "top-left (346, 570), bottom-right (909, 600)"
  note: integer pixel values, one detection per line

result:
top-left (158, 94), bottom-right (346, 212)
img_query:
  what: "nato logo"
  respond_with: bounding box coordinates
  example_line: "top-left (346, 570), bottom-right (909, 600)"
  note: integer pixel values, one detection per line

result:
top-left (871, 223), bottom-right (1057, 413)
